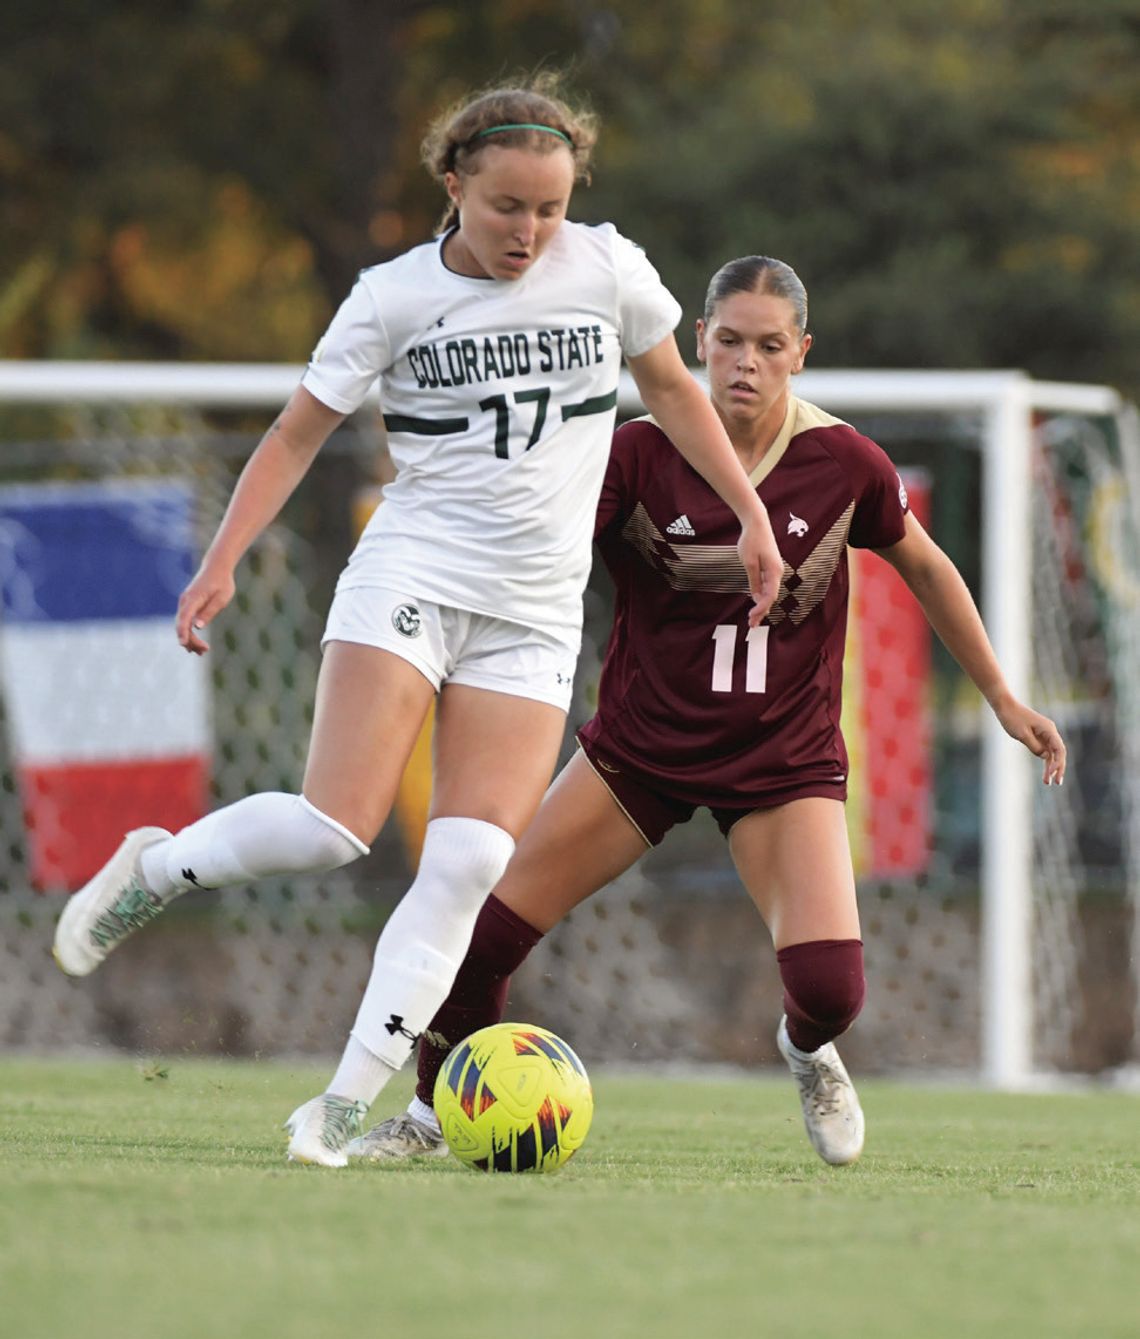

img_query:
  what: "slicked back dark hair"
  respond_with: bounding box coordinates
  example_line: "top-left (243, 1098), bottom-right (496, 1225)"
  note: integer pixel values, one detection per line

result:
top-left (703, 256), bottom-right (808, 335)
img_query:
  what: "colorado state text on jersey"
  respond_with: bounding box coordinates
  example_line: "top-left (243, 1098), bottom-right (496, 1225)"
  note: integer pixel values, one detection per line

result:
top-left (407, 326), bottom-right (606, 389)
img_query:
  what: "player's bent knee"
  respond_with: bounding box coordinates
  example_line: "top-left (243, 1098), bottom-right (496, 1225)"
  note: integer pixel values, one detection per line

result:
top-left (777, 938), bottom-right (865, 1050)
top-left (298, 795), bottom-right (370, 867)
top-left (463, 894), bottom-right (543, 977)
top-left (418, 817), bottom-right (515, 909)
top-left (795, 971), bottom-right (865, 1035)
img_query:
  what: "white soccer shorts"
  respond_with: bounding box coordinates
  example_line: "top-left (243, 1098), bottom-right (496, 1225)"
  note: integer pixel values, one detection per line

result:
top-left (322, 586), bottom-right (578, 711)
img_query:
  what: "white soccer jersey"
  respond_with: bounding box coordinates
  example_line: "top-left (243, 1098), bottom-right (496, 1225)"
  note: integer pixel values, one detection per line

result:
top-left (301, 221), bottom-right (681, 644)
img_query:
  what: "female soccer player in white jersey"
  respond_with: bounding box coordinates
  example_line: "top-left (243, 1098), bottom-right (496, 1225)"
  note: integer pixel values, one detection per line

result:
top-left (52, 77), bottom-right (784, 1165)
top-left (353, 255), bottom-right (1068, 1168)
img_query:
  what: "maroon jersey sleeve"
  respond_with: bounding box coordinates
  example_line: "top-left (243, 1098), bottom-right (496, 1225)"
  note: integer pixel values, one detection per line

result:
top-left (840, 431), bottom-right (910, 550)
top-left (594, 418), bottom-right (660, 541)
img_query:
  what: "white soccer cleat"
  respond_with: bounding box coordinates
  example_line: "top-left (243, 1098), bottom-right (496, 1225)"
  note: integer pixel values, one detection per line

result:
top-left (285, 1094), bottom-right (370, 1168)
top-left (52, 827), bottom-right (173, 977)
top-left (346, 1111), bottom-right (449, 1162)
top-left (777, 1014), bottom-right (865, 1166)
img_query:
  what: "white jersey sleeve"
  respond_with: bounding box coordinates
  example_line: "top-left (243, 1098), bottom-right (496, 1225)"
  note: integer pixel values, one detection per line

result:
top-left (301, 278), bottom-right (392, 415)
top-left (609, 228), bottom-right (683, 358)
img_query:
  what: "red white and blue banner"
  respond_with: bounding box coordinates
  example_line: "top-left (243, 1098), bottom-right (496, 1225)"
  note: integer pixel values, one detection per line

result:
top-left (0, 479), bottom-right (210, 890)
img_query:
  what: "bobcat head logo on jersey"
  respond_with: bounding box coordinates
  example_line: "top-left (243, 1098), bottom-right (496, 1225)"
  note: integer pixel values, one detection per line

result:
top-left (787, 512), bottom-right (809, 538)
top-left (897, 473), bottom-right (909, 511)
top-left (392, 603), bottom-right (423, 638)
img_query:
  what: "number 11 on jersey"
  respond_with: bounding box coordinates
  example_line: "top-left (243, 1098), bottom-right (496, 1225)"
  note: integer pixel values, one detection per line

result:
top-left (710, 623), bottom-right (770, 693)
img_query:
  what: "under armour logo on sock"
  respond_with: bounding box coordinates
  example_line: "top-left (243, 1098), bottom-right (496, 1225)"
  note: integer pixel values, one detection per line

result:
top-left (384, 1014), bottom-right (420, 1043)
top-left (181, 868), bottom-right (201, 887)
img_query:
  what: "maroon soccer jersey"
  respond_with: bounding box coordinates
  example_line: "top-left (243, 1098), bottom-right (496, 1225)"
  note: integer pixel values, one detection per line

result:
top-left (578, 398), bottom-right (909, 807)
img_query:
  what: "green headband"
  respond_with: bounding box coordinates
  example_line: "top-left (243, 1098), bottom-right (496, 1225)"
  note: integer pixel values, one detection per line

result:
top-left (472, 123), bottom-right (573, 147)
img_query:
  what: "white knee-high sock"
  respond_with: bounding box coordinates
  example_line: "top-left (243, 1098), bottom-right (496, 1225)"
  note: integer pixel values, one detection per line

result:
top-left (329, 816), bottom-right (515, 1102)
top-left (139, 793), bottom-right (368, 897)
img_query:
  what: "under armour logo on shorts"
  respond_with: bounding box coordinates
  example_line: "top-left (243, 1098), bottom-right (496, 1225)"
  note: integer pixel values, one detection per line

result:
top-left (392, 604), bottom-right (422, 637)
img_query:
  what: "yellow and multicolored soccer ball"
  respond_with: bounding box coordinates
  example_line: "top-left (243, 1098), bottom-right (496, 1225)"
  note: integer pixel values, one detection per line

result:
top-left (433, 1022), bottom-right (593, 1173)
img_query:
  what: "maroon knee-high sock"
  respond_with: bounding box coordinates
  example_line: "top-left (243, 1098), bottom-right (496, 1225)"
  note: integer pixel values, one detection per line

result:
top-left (415, 893), bottom-right (544, 1105)
top-left (777, 938), bottom-right (865, 1053)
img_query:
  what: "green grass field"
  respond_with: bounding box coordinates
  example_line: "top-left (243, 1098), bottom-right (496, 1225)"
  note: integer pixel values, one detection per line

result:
top-left (1, 1057), bottom-right (1136, 1339)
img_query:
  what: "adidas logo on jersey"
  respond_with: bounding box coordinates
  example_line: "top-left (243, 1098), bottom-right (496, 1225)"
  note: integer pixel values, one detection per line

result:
top-left (666, 514), bottom-right (696, 536)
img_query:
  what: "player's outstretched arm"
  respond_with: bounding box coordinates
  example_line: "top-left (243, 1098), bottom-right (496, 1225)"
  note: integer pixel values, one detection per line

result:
top-left (626, 335), bottom-right (783, 624)
top-left (177, 386), bottom-right (346, 654)
top-left (877, 513), bottom-right (1067, 786)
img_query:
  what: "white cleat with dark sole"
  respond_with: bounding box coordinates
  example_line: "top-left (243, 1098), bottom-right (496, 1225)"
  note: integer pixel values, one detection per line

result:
top-left (777, 1014), bottom-right (865, 1166)
top-left (346, 1111), bottom-right (449, 1162)
top-left (52, 827), bottom-right (173, 977)
top-left (285, 1094), bottom-right (369, 1168)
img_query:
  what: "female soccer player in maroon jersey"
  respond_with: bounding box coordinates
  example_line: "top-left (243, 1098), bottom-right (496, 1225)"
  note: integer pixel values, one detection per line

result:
top-left (352, 255), bottom-right (1067, 1167)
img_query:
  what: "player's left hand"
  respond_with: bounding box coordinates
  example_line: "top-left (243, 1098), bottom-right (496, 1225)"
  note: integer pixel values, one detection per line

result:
top-left (737, 510), bottom-right (784, 626)
top-left (994, 699), bottom-right (1067, 786)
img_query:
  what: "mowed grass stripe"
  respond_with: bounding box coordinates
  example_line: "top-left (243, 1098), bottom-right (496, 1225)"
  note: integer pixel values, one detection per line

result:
top-left (0, 1058), bottom-right (1136, 1339)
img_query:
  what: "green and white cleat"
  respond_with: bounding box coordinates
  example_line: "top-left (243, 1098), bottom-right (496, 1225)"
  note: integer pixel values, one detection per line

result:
top-left (777, 1014), bottom-right (865, 1166)
top-left (285, 1094), bottom-right (369, 1168)
top-left (346, 1111), bottom-right (448, 1162)
top-left (52, 827), bottom-right (172, 977)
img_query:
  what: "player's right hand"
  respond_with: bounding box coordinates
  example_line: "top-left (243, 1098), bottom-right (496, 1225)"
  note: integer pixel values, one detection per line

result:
top-left (176, 562), bottom-right (236, 655)
top-left (737, 511), bottom-right (785, 626)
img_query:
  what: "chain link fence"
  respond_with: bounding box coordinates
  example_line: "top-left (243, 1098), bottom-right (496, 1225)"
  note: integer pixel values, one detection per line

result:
top-left (1, 397), bottom-right (1136, 1078)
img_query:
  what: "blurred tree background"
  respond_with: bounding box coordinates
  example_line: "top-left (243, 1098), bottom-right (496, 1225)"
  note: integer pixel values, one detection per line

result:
top-left (2, 0), bottom-right (1138, 397)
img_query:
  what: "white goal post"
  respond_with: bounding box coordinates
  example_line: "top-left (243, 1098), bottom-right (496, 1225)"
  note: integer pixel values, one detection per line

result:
top-left (1, 359), bottom-right (1137, 1090)
top-left (789, 370), bottom-right (1134, 1090)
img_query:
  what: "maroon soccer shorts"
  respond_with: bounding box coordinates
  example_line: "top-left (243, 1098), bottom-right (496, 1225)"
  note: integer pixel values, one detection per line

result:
top-left (577, 734), bottom-right (847, 847)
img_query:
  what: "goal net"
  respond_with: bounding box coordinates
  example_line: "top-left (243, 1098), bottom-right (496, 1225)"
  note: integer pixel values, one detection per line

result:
top-left (0, 361), bottom-right (1136, 1087)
